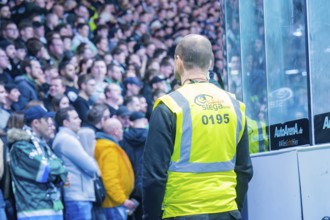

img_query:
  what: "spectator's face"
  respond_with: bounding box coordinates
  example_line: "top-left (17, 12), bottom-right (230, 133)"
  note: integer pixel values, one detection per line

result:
top-left (152, 81), bottom-right (167, 92)
top-left (7, 88), bottom-right (20, 102)
top-left (16, 48), bottom-right (26, 61)
top-left (160, 65), bottom-right (173, 77)
top-left (5, 45), bottom-right (16, 59)
top-left (50, 79), bottom-right (66, 97)
top-left (35, 117), bottom-right (54, 140)
top-left (64, 110), bottom-right (81, 133)
top-left (0, 49), bottom-right (9, 68)
top-left (50, 38), bottom-right (64, 57)
top-left (108, 66), bottom-right (122, 81)
top-left (63, 38), bottom-right (72, 51)
top-left (79, 25), bottom-right (89, 38)
top-left (53, 4), bottom-right (64, 19)
top-left (20, 27), bottom-right (34, 41)
top-left (44, 67), bottom-right (59, 82)
top-left (0, 5), bottom-right (10, 18)
top-left (91, 60), bottom-right (107, 80)
top-left (62, 64), bottom-right (76, 82)
top-left (84, 79), bottom-right (96, 96)
top-left (139, 96), bottom-right (148, 113)
top-left (0, 85), bottom-right (7, 105)
top-left (100, 109), bottom-right (110, 128)
top-left (59, 96), bottom-right (70, 109)
top-left (127, 97), bottom-right (141, 112)
top-left (29, 60), bottom-right (43, 79)
top-left (76, 5), bottom-right (89, 20)
top-left (127, 83), bottom-right (141, 95)
top-left (118, 115), bottom-right (130, 129)
top-left (107, 84), bottom-right (122, 102)
top-left (97, 38), bottom-right (108, 53)
top-left (34, 26), bottom-right (45, 38)
top-left (4, 23), bottom-right (18, 40)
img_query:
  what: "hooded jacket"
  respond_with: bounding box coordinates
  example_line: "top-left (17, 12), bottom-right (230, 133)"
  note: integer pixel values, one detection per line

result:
top-left (94, 132), bottom-right (134, 208)
top-left (122, 128), bottom-right (148, 199)
top-left (8, 128), bottom-right (68, 220)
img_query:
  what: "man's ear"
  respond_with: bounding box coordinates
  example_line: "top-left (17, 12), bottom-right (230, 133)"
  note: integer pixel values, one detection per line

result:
top-left (63, 119), bottom-right (69, 127)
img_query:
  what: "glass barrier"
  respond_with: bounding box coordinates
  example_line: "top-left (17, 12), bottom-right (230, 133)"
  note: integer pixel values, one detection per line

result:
top-left (239, 0), bottom-right (269, 153)
top-left (307, 1), bottom-right (330, 144)
top-left (263, 0), bottom-right (310, 149)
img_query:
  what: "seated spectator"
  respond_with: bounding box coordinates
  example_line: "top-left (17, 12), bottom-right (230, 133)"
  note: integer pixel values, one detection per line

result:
top-left (4, 83), bottom-right (21, 113)
top-left (71, 23), bottom-right (97, 54)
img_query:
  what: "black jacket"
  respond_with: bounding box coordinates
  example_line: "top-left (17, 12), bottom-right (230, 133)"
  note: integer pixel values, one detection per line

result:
top-left (122, 128), bottom-right (148, 199)
top-left (142, 102), bottom-right (253, 220)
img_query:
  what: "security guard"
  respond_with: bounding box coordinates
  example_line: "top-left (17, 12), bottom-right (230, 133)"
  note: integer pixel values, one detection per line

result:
top-left (142, 34), bottom-right (253, 220)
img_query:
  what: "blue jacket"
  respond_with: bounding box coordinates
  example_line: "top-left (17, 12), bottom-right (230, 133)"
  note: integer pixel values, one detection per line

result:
top-left (13, 75), bottom-right (39, 111)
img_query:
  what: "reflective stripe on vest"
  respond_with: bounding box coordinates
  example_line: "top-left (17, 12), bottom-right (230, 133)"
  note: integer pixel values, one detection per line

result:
top-left (164, 88), bottom-right (243, 173)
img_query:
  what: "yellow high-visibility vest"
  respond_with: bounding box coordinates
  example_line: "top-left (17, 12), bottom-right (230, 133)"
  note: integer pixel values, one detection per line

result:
top-left (247, 117), bottom-right (269, 154)
top-left (154, 83), bottom-right (246, 218)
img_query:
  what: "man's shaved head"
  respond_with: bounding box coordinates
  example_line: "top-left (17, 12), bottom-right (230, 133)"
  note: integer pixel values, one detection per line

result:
top-left (174, 34), bottom-right (213, 71)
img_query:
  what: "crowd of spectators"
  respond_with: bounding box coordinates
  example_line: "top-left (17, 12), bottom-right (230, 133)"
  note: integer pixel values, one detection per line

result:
top-left (0, 0), bottom-right (226, 219)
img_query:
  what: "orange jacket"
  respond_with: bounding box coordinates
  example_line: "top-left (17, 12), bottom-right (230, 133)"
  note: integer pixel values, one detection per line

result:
top-left (94, 139), bottom-right (134, 207)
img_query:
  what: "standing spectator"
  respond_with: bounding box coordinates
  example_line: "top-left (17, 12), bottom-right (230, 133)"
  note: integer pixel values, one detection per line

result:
top-left (114, 106), bottom-right (132, 131)
top-left (58, 61), bottom-right (79, 102)
top-left (90, 58), bottom-right (107, 102)
top-left (72, 74), bottom-right (96, 121)
top-left (8, 105), bottom-right (68, 220)
top-left (142, 34), bottom-right (253, 219)
top-left (104, 83), bottom-right (123, 117)
top-left (122, 111), bottom-right (148, 220)
top-left (53, 106), bottom-right (100, 220)
top-left (95, 118), bottom-right (136, 220)
top-left (84, 103), bottom-right (110, 134)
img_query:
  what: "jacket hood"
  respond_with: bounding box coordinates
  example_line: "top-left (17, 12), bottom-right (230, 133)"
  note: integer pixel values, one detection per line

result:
top-left (95, 131), bottom-right (118, 143)
top-left (123, 128), bottom-right (148, 147)
top-left (7, 128), bottom-right (30, 144)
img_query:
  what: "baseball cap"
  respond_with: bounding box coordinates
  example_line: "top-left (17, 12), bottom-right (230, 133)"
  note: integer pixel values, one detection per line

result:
top-left (150, 75), bottom-right (166, 85)
top-left (129, 111), bottom-right (145, 121)
top-left (124, 77), bottom-right (143, 87)
top-left (115, 106), bottom-right (131, 117)
top-left (24, 106), bottom-right (55, 123)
